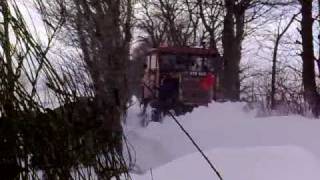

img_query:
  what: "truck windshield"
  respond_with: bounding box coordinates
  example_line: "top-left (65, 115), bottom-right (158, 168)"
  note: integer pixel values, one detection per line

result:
top-left (159, 54), bottom-right (210, 72)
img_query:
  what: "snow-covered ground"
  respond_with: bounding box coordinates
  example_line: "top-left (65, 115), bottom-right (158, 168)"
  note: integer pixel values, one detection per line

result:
top-left (131, 146), bottom-right (320, 180)
top-left (125, 100), bottom-right (320, 179)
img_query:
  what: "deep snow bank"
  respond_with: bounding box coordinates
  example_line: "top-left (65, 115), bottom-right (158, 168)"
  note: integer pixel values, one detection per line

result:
top-left (132, 146), bottom-right (320, 180)
top-left (125, 101), bottom-right (320, 176)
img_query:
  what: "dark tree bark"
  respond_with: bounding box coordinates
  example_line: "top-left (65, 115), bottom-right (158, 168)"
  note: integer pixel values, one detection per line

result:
top-left (222, 0), bottom-right (236, 100)
top-left (299, 0), bottom-right (319, 115)
top-left (318, 0), bottom-right (320, 65)
top-left (222, 0), bottom-right (246, 101)
top-left (222, 0), bottom-right (285, 101)
top-left (75, 0), bottom-right (132, 131)
top-left (73, 0), bottom-right (134, 177)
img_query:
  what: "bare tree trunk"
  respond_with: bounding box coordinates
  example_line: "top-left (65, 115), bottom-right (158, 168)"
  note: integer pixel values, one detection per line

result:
top-left (318, 0), bottom-right (320, 68)
top-left (73, 0), bottom-right (133, 177)
top-left (271, 14), bottom-right (297, 109)
top-left (299, 0), bottom-right (319, 116)
top-left (75, 0), bottom-right (131, 131)
top-left (271, 38), bottom-right (280, 109)
top-left (234, 12), bottom-right (245, 100)
top-left (222, 0), bottom-right (241, 101)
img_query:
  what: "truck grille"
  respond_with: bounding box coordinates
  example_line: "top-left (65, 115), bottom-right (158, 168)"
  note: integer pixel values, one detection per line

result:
top-left (181, 75), bottom-right (212, 105)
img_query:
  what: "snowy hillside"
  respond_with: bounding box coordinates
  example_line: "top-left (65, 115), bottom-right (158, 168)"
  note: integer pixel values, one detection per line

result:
top-left (125, 100), bottom-right (320, 179)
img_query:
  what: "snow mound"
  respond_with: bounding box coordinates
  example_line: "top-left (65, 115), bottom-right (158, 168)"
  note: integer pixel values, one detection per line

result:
top-left (132, 146), bottom-right (320, 180)
top-left (125, 100), bottom-right (320, 178)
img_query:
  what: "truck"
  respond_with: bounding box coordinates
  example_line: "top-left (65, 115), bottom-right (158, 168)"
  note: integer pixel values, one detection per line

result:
top-left (141, 46), bottom-right (222, 123)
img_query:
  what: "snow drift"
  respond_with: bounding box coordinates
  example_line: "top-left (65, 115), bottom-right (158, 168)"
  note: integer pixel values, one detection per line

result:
top-left (132, 146), bottom-right (320, 180)
top-left (125, 100), bottom-right (320, 179)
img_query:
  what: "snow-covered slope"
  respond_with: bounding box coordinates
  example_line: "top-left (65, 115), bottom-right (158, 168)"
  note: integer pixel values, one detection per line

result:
top-left (132, 146), bottom-right (320, 180)
top-left (125, 101), bottom-right (320, 179)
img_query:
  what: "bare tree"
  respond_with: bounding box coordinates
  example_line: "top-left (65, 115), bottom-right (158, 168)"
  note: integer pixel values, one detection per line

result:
top-left (197, 0), bottom-right (224, 49)
top-left (136, 0), bottom-right (168, 47)
top-left (137, 0), bottom-right (200, 47)
top-left (0, 0), bottom-right (137, 178)
top-left (317, 0), bottom-right (320, 73)
top-left (222, 0), bottom-right (249, 101)
top-left (221, 0), bottom-right (296, 101)
top-left (0, 0), bottom-right (76, 178)
top-left (270, 13), bottom-right (298, 109)
top-left (298, 0), bottom-right (319, 116)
